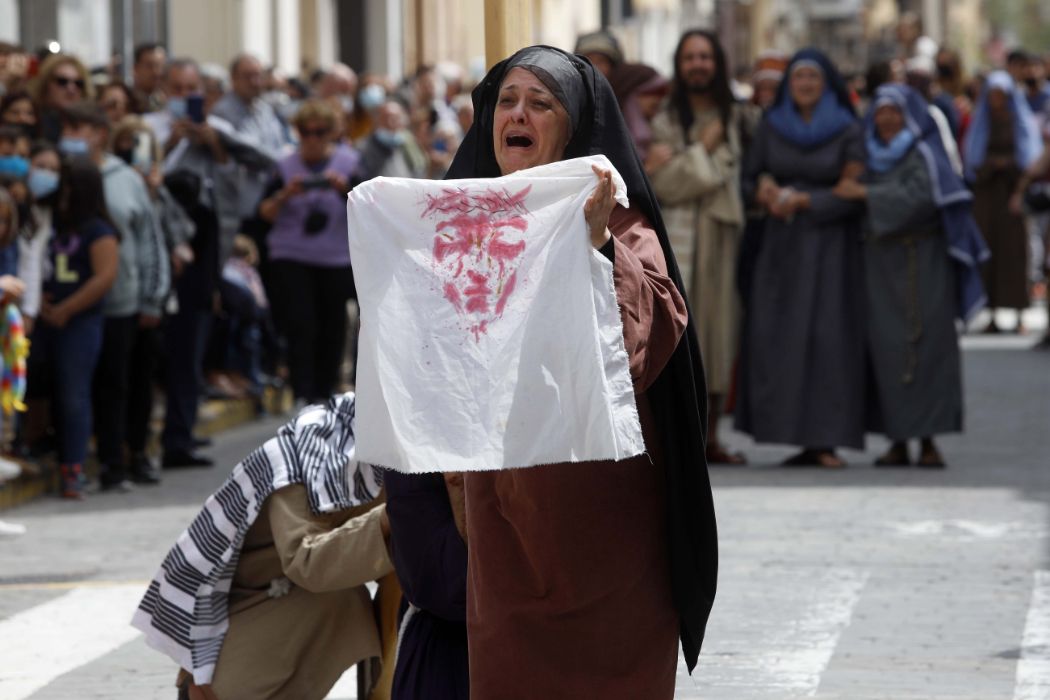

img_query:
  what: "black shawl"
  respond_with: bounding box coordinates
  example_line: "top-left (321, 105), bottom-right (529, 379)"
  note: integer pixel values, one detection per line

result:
top-left (446, 45), bottom-right (718, 671)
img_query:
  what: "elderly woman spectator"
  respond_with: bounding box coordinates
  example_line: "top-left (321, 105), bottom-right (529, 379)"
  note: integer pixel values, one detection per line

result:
top-left (30, 53), bottom-right (94, 142)
top-left (835, 84), bottom-right (989, 467)
top-left (257, 99), bottom-right (361, 405)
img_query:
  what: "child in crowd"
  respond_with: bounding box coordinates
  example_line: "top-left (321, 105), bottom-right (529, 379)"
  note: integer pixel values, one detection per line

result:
top-left (25, 158), bottom-right (118, 499)
top-left (219, 234), bottom-right (271, 399)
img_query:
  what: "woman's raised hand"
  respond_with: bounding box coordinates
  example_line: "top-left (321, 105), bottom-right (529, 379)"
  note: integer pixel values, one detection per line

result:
top-left (584, 165), bottom-right (616, 249)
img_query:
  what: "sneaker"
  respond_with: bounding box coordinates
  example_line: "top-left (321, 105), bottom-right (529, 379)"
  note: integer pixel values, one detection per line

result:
top-left (60, 463), bottom-right (86, 500)
top-left (162, 450), bottom-right (214, 469)
top-left (130, 453), bottom-right (162, 485)
top-left (99, 464), bottom-right (133, 492)
top-left (99, 477), bottom-right (135, 493)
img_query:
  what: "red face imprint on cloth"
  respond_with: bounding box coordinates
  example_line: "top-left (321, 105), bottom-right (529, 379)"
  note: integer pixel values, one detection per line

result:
top-left (422, 185), bottom-right (532, 341)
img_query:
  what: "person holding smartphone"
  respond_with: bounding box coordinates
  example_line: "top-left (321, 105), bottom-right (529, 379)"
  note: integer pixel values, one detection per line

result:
top-left (143, 57), bottom-right (275, 468)
top-left (212, 54), bottom-right (290, 223)
top-left (258, 99), bottom-right (360, 406)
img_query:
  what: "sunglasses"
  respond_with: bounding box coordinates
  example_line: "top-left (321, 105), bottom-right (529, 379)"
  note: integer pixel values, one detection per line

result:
top-left (53, 76), bottom-right (86, 90)
top-left (298, 127), bottom-right (330, 139)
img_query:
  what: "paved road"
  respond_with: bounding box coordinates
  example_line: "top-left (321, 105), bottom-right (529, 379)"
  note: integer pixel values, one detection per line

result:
top-left (1, 330), bottom-right (1048, 699)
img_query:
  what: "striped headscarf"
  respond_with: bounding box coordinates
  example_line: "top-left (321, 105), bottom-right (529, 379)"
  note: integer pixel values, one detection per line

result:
top-left (131, 393), bottom-right (382, 684)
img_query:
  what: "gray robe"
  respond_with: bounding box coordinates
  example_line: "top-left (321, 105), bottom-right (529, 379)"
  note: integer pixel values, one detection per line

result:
top-left (735, 120), bottom-right (866, 449)
top-left (863, 148), bottom-right (963, 440)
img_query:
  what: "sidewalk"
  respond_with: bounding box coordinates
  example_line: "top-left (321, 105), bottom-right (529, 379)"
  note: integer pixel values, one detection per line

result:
top-left (0, 387), bottom-right (292, 512)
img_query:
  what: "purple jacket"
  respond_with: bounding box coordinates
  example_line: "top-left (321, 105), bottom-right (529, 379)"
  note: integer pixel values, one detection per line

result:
top-left (268, 144), bottom-right (360, 267)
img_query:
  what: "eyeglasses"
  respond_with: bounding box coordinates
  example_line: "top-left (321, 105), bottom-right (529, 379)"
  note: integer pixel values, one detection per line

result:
top-left (52, 76), bottom-right (86, 90)
top-left (298, 127), bottom-right (330, 139)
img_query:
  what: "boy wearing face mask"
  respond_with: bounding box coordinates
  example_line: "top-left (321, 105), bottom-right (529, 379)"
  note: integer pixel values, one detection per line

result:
top-left (60, 102), bottom-right (170, 489)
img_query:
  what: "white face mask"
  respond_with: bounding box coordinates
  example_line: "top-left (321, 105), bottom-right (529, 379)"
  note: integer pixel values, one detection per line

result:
top-left (358, 84), bottom-right (386, 111)
top-left (375, 128), bottom-right (406, 148)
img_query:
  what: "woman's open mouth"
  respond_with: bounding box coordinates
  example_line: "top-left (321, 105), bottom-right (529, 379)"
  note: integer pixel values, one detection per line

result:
top-left (505, 134), bottom-right (534, 149)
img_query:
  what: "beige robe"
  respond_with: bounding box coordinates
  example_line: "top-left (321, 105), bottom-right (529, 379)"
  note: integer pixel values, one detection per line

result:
top-left (178, 485), bottom-right (394, 700)
top-left (650, 106), bottom-right (744, 395)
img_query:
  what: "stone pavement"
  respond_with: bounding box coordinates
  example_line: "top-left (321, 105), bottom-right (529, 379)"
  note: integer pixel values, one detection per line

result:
top-left (0, 332), bottom-right (1048, 699)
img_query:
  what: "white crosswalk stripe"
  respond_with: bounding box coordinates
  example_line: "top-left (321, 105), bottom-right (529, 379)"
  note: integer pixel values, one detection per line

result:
top-left (326, 668), bottom-right (359, 700)
top-left (4, 564), bottom-right (1049, 698)
top-left (1014, 570), bottom-right (1050, 700)
top-left (0, 584), bottom-right (143, 700)
top-left (677, 566), bottom-right (869, 698)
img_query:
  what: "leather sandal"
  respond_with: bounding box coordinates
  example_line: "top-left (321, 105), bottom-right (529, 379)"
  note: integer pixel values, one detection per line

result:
top-left (707, 446), bottom-right (747, 466)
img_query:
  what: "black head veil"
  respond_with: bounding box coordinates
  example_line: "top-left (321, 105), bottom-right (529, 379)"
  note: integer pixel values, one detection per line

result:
top-left (447, 45), bottom-right (718, 671)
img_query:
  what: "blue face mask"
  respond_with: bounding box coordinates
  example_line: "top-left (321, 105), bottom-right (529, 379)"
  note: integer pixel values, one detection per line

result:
top-left (58, 137), bottom-right (91, 156)
top-left (27, 167), bottom-right (60, 199)
top-left (375, 128), bottom-right (405, 148)
top-left (167, 96), bottom-right (188, 120)
top-left (0, 155), bottom-right (29, 179)
top-left (358, 84), bottom-right (386, 112)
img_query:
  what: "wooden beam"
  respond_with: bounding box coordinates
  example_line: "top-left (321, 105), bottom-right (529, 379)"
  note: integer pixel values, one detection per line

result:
top-left (484, 0), bottom-right (533, 68)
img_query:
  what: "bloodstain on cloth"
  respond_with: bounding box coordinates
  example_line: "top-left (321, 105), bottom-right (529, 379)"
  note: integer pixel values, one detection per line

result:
top-left (422, 185), bottom-right (532, 341)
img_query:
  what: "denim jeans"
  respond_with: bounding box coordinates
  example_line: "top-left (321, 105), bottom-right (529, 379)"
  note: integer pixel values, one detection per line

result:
top-left (29, 312), bottom-right (104, 464)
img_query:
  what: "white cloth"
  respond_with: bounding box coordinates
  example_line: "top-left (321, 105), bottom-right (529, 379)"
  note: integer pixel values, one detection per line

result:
top-left (347, 155), bottom-right (645, 473)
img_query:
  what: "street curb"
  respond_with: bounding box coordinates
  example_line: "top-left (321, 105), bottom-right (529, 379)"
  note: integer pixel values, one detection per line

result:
top-left (0, 389), bottom-right (292, 512)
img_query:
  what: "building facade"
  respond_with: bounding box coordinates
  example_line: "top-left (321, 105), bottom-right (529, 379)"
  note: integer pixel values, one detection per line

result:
top-left (0, 0), bottom-right (990, 84)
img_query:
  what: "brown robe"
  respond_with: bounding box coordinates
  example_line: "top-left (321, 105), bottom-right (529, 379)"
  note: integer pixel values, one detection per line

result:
top-left (464, 206), bottom-right (688, 699)
top-left (973, 117), bottom-right (1029, 310)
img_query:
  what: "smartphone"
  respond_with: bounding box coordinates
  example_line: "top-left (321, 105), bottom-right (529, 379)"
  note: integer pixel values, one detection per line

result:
top-left (187, 94), bottom-right (205, 124)
top-left (301, 173), bottom-right (330, 189)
